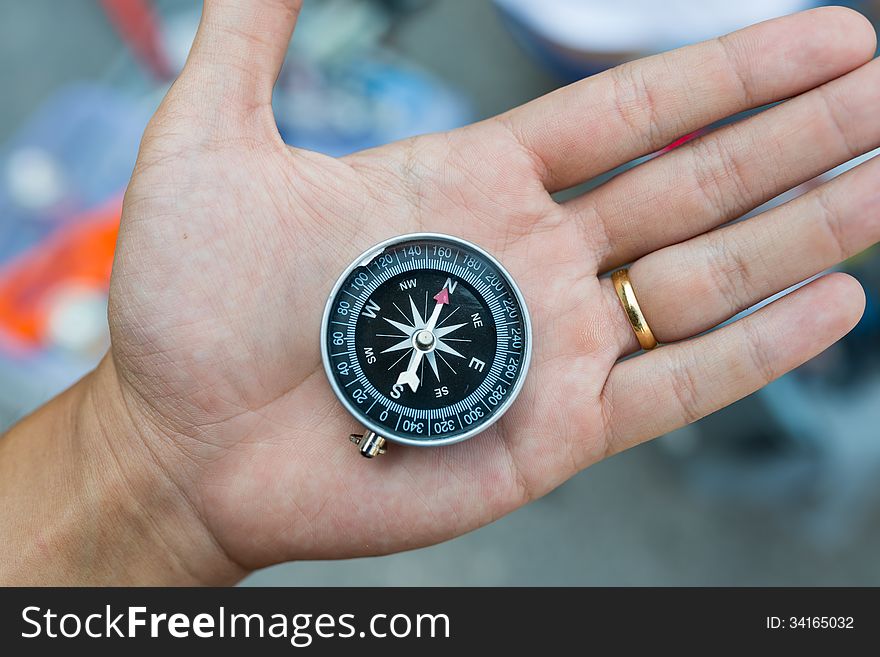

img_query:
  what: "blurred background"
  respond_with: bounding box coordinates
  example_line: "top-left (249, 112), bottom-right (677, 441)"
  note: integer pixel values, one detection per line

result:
top-left (1, 0), bottom-right (879, 585)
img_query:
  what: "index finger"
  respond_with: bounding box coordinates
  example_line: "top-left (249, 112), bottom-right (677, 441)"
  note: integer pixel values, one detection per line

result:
top-left (496, 7), bottom-right (876, 192)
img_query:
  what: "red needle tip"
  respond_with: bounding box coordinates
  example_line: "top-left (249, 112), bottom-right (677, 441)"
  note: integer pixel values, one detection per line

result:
top-left (433, 288), bottom-right (450, 305)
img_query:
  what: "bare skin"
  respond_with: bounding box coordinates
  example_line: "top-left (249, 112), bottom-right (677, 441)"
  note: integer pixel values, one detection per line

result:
top-left (1, 1), bottom-right (879, 584)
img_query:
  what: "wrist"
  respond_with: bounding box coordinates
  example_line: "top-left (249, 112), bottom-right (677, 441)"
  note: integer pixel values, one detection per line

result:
top-left (0, 354), bottom-right (246, 585)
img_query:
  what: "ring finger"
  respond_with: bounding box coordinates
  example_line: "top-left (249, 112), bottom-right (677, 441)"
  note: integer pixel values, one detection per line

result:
top-left (603, 150), bottom-right (880, 355)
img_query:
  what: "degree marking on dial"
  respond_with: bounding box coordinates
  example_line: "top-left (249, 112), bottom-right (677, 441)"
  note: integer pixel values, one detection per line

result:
top-left (355, 258), bottom-right (503, 328)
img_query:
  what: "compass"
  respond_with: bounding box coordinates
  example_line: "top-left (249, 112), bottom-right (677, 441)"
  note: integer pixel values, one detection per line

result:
top-left (321, 233), bottom-right (532, 457)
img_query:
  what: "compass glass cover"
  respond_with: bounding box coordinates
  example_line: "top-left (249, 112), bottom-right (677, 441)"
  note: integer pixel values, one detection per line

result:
top-left (322, 235), bottom-right (530, 445)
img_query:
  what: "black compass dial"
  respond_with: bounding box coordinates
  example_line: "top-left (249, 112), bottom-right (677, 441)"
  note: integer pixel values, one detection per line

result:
top-left (323, 235), bottom-right (530, 445)
top-left (355, 270), bottom-right (496, 411)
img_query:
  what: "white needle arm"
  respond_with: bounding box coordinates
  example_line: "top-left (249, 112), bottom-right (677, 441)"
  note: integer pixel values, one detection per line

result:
top-left (396, 349), bottom-right (424, 392)
top-left (425, 286), bottom-right (450, 332)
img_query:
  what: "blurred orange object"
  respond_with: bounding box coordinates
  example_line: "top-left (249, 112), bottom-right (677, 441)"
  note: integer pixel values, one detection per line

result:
top-left (100, 0), bottom-right (173, 81)
top-left (0, 199), bottom-right (120, 350)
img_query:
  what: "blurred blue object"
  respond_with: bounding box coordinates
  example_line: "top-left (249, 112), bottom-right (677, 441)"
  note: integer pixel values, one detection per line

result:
top-left (274, 51), bottom-right (471, 157)
top-left (0, 83), bottom-right (147, 263)
top-left (159, 3), bottom-right (472, 158)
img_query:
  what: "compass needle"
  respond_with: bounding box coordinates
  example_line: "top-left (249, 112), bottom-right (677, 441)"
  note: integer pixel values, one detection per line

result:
top-left (322, 235), bottom-right (530, 455)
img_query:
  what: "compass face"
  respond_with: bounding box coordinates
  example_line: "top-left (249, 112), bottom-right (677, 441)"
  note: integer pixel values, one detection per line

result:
top-left (321, 234), bottom-right (531, 446)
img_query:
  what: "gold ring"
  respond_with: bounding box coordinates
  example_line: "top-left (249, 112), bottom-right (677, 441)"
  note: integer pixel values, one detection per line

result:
top-left (611, 268), bottom-right (658, 350)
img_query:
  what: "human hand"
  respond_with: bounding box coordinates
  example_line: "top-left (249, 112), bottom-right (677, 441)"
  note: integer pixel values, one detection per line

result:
top-left (97, 2), bottom-right (879, 582)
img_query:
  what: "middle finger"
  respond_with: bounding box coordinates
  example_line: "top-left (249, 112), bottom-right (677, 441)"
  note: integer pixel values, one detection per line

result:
top-left (570, 56), bottom-right (880, 273)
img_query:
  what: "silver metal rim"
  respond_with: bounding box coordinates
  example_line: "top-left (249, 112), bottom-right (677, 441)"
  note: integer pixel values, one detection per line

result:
top-left (320, 232), bottom-right (533, 448)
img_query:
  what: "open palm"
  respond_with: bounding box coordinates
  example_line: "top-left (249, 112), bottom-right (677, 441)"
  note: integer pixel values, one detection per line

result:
top-left (107, 2), bottom-right (880, 579)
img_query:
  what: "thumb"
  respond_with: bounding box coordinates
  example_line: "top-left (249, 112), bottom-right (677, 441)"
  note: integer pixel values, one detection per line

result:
top-left (177, 0), bottom-right (302, 115)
